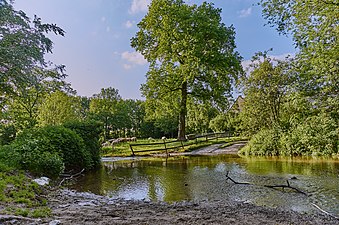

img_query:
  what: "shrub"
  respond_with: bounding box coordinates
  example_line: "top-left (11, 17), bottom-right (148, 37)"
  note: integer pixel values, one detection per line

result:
top-left (64, 120), bottom-right (102, 168)
top-left (12, 125), bottom-right (91, 176)
top-left (239, 127), bottom-right (281, 156)
top-left (280, 113), bottom-right (338, 156)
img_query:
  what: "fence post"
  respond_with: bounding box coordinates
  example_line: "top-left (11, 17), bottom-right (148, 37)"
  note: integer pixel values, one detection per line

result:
top-left (163, 139), bottom-right (168, 156)
top-left (129, 144), bottom-right (135, 156)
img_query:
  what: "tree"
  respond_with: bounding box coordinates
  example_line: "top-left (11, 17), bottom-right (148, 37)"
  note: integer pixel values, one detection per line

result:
top-left (37, 91), bottom-right (81, 126)
top-left (186, 100), bottom-right (218, 134)
top-left (89, 87), bottom-right (121, 140)
top-left (239, 52), bottom-right (294, 135)
top-left (132, 0), bottom-right (242, 140)
top-left (259, 0), bottom-right (338, 113)
top-left (4, 66), bottom-right (72, 130)
top-left (0, 0), bottom-right (65, 96)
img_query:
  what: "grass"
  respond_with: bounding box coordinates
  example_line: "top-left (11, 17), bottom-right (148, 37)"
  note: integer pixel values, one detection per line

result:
top-left (102, 136), bottom-right (249, 157)
top-left (0, 170), bottom-right (51, 218)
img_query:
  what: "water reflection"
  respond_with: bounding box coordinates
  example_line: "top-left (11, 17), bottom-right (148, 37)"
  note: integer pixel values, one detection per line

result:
top-left (70, 155), bottom-right (339, 215)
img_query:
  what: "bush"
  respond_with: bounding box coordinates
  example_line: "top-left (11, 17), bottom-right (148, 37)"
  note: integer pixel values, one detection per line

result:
top-left (280, 113), bottom-right (338, 156)
top-left (240, 113), bottom-right (338, 157)
top-left (0, 124), bottom-right (16, 145)
top-left (10, 125), bottom-right (92, 177)
top-left (63, 120), bottom-right (102, 168)
top-left (239, 127), bottom-right (281, 156)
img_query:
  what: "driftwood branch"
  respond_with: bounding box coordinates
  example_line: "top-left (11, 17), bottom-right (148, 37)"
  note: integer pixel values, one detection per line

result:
top-left (264, 180), bottom-right (307, 195)
top-left (312, 203), bottom-right (339, 220)
top-left (225, 171), bottom-right (306, 195)
top-left (59, 168), bottom-right (85, 186)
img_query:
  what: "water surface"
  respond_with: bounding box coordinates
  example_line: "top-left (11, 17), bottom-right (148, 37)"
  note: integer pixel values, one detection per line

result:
top-left (70, 154), bottom-right (339, 215)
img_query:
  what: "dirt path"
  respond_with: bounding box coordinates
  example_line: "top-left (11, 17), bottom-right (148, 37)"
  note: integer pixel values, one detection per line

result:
top-left (166, 141), bottom-right (247, 157)
top-left (187, 142), bottom-right (247, 155)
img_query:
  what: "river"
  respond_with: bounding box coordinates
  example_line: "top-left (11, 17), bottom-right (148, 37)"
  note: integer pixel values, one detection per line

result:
top-left (69, 154), bottom-right (339, 216)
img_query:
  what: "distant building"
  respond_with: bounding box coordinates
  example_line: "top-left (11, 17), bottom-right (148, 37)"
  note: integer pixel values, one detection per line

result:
top-left (228, 96), bottom-right (244, 113)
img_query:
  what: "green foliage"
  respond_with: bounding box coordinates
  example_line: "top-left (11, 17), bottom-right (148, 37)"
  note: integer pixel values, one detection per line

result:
top-left (89, 87), bottom-right (121, 140)
top-left (240, 113), bottom-right (338, 157)
top-left (259, 0), bottom-right (338, 108)
top-left (31, 207), bottom-right (52, 218)
top-left (9, 125), bottom-right (92, 177)
top-left (0, 0), bottom-right (65, 96)
top-left (239, 128), bottom-right (281, 156)
top-left (209, 112), bottom-right (241, 133)
top-left (37, 91), bottom-right (81, 126)
top-left (280, 113), bottom-right (338, 156)
top-left (132, 0), bottom-right (242, 139)
top-left (0, 171), bottom-right (44, 206)
top-left (0, 124), bottom-right (16, 145)
top-left (187, 100), bottom-right (218, 134)
top-left (239, 52), bottom-right (294, 135)
top-left (64, 120), bottom-right (103, 168)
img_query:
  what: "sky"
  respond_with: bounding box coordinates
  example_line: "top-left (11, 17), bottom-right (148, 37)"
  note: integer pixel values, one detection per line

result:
top-left (14, 0), bottom-right (296, 100)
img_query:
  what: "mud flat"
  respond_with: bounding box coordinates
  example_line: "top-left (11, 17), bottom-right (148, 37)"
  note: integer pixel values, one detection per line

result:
top-left (2, 189), bottom-right (337, 225)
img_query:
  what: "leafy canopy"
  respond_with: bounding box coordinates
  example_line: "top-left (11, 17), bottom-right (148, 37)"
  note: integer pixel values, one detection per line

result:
top-left (132, 0), bottom-right (242, 138)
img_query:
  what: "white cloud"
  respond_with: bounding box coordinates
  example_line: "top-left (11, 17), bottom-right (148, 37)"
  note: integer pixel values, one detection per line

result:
top-left (238, 7), bottom-right (252, 18)
top-left (106, 26), bottom-right (111, 32)
top-left (101, 16), bottom-right (106, 22)
top-left (123, 64), bottom-right (133, 70)
top-left (129, 0), bottom-right (151, 14)
top-left (121, 51), bottom-right (147, 65)
top-left (125, 20), bottom-right (135, 29)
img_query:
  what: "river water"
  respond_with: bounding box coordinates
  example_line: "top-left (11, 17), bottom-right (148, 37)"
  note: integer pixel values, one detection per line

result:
top-left (70, 154), bottom-right (339, 215)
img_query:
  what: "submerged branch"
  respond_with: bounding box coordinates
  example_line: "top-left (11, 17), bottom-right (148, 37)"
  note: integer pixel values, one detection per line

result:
top-left (264, 180), bottom-right (307, 195)
top-left (59, 168), bottom-right (85, 186)
top-left (225, 171), bottom-right (251, 185)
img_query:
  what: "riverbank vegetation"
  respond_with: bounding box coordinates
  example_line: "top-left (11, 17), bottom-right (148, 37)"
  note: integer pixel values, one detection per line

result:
top-left (238, 0), bottom-right (338, 157)
top-left (0, 0), bottom-right (338, 219)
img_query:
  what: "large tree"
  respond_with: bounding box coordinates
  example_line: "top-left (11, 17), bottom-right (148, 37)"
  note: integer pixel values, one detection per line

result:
top-left (37, 91), bottom-right (81, 126)
top-left (0, 0), bottom-right (65, 96)
top-left (89, 87), bottom-right (121, 140)
top-left (259, 0), bottom-right (338, 112)
top-left (5, 66), bottom-right (72, 130)
top-left (240, 52), bottom-right (295, 134)
top-left (131, 0), bottom-right (242, 140)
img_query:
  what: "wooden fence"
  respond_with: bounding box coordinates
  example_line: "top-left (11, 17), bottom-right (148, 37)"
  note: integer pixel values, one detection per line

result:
top-left (129, 131), bottom-right (235, 156)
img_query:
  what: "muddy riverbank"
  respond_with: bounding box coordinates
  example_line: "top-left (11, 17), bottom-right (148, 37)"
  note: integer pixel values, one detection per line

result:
top-left (2, 189), bottom-right (337, 225)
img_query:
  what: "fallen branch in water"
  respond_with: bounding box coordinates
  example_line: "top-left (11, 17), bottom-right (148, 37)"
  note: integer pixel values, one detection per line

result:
top-left (59, 168), bottom-right (85, 186)
top-left (225, 171), bottom-right (251, 185)
top-left (312, 203), bottom-right (339, 220)
top-left (225, 172), bottom-right (306, 195)
top-left (264, 180), bottom-right (307, 195)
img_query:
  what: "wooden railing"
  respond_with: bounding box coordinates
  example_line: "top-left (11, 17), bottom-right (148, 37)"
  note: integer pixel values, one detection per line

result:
top-left (129, 131), bottom-right (235, 156)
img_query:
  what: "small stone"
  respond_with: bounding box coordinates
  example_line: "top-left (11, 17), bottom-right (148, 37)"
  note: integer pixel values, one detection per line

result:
top-left (33, 177), bottom-right (50, 186)
top-left (49, 220), bottom-right (61, 225)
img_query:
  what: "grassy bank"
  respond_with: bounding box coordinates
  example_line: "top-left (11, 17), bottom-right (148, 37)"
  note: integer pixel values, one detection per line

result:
top-left (102, 136), bottom-right (249, 157)
top-left (0, 167), bottom-right (51, 218)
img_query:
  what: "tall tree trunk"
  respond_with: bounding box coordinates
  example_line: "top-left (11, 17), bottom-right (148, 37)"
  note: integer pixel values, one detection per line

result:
top-left (177, 81), bottom-right (187, 140)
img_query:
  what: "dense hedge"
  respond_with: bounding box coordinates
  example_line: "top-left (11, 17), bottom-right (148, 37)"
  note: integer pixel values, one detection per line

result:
top-left (0, 125), bottom-right (93, 177)
top-left (63, 120), bottom-right (102, 168)
top-left (239, 113), bottom-right (339, 157)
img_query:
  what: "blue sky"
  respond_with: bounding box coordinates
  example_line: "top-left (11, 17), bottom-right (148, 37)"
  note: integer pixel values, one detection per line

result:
top-left (14, 0), bottom-right (296, 99)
